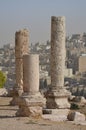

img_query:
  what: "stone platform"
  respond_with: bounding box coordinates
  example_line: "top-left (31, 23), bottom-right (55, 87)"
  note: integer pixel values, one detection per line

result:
top-left (42, 109), bottom-right (70, 121)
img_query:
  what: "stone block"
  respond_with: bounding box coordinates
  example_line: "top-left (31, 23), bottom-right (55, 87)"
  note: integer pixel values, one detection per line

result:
top-left (67, 111), bottom-right (86, 121)
top-left (43, 109), bottom-right (69, 115)
top-left (16, 106), bottom-right (42, 117)
top-left (46, 89), bottom-right (70, 109)
top-left (42, 109), bottom-right (70, 121)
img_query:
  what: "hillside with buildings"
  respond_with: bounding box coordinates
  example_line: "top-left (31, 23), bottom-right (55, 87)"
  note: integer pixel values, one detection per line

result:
top-left (1, 33), bottom-right (86, 97)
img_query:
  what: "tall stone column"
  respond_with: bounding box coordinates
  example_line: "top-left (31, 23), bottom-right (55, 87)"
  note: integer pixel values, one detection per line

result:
top-left (15, 29), bottom-right (29, 92)
top-left (16, 54), bottom-right (46, 117)
top-left (10, 29), bottom-right (29, 105)
top-left (46, 16), bottom-right (70, 109)
top-left (51, 16), bottom-right (65, 90)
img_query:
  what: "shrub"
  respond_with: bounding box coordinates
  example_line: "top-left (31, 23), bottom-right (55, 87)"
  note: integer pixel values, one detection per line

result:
top-left (0, 71), bottom-right (7, 88)
top-left (70, 103), bottom-right (79, 110)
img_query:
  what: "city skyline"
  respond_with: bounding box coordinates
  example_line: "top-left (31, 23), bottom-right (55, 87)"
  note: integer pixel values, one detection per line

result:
top-left (0, 0), bottom-right (86, 47)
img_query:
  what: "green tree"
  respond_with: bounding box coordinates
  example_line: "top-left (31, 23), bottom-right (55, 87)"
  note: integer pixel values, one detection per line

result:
top-left (0, 71), bottom-right (6, 88)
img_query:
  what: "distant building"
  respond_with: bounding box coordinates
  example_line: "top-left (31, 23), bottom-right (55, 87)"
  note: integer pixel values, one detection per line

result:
top-left (65, 68), bottom-right (73, 77)
top-left (82, 33), bottom-right (86, 43)
top-left (72, 34), bottom-right (81, 40)
top-left (79, 54), bottom-right (86, 73)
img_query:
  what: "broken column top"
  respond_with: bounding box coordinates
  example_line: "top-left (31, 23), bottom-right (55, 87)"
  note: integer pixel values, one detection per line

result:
top-left (15, 29), bottom-right (29, 36)
top-left (51, 16), bottom-right (65, 21)
top-left (51, 16), bottom-right (65, 34)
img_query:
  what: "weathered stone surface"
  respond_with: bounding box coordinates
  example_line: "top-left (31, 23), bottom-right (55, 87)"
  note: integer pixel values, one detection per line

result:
top-left (74, 121), bottom-right (86, 126)
top-left (42, 115), bottom-right (67, 121)
top-left (16, 106), bottom-right (42, 117)
top-left (15, 59), bottom-right (23, 90)
top-left (67, 111), bottom-right (86, 121)
top-left (68, 95), bottom-right (76, 101)
top-left (15, 29), bottom-right (29, 58)
top-left (16, 54), bottom-right (46, 117)
top-left (46, 88), bottom-right (70, 108)
top-left (69, 96), bottom-right (86, 104)
top-left (18, 92), bottom-right (45, 107)
top-left (15, 29), bottom-right (29, 92)
top-left (46, 16), bottom-right (70, 109)
top-left (51, 16), bottom-right (65, 90)
top-left (80, 96), bottom-right (86, 104)
top-left (46, 96), bottom-right (70, 109)
top-left (0, 88), bottom-right (8, 97)
top-left (23, 54), bottom-right (39, 93)
top-left (7, 89), bottom-right (14, 97)
top-left (16, 93), bottom-right (46, 117)
top-left (43, 109), bottom-right (69, 115)
top-left (42, 109), bottom-right (69, 121)
top-left (10, 96), bottom-right (20, 106)
top-left (10, 29), bottom-right (29, 105)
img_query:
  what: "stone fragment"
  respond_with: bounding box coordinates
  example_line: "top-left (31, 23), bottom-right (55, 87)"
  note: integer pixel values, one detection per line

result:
top-left (0, 88), bottom-right (8, 97)
top-left (69, 96), bottom-right (86, 104)
top-left (67, 111), bottom-right (86, 121)
top-left (42, 109), bottom-right (69, 121)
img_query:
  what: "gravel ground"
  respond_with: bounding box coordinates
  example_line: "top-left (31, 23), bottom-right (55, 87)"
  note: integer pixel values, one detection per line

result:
top-left (0, 97), bottom-right (86, 130)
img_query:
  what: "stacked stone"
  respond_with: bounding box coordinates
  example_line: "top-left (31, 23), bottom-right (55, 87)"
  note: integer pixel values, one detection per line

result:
top-left (46, 16), bottom-right (70, 109)
top-left (16, 54), bottom-right (46, 117)
top-left (10, 29), bottom-right (29, 105)
top-left (15, 29), bottom-right (29, 93)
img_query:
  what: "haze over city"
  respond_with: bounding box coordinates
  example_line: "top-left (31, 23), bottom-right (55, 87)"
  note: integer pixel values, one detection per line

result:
top-left (0, 0), bottom-right (86, 47)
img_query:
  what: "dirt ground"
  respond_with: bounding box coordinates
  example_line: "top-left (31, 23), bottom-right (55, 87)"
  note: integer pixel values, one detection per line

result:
top-left (0, 97), bottom-right (86, 130)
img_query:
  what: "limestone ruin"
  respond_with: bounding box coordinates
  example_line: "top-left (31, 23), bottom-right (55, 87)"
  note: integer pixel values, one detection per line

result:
top-left (46, 16), bottom-right (70, 109)
top-left (16, 54), bottom-right (46, 117)
top-left (10, 29), bottom-right (29, 105)
top-left (11, 16), bottom-right (71, 118)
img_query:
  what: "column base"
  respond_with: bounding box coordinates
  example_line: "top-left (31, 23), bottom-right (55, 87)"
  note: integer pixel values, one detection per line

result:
top-left (16, 92), bottom-right (46, 117)
top-left (10, 96), bottom-right (20, 106)
top-left (10, 87), bottom-right (23, 106)
top-left (46, 88), bottom-right (71, 109)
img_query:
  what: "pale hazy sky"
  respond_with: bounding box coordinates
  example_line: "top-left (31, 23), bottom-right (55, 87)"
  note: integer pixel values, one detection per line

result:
top-left (0, 0), bottom-right (86, 47)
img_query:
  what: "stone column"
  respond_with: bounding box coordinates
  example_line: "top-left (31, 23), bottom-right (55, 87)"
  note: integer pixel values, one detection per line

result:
top-left (16, 54), bottom-right (46, 117)
top-left (23, 55), bottom-right (39, 93)
top-left (15, 29), bottom-right (29, 92)
top-left (10, 29), bottom-right (29, 105)
top-left (46, 16), bottom-right (70, 109)
top-left (51, 16), bottom-right (65, 90)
